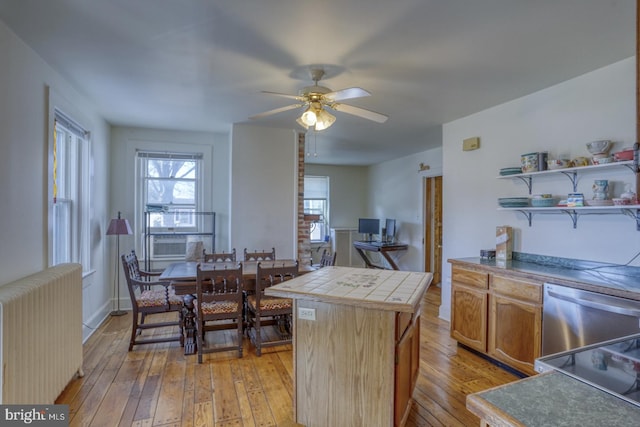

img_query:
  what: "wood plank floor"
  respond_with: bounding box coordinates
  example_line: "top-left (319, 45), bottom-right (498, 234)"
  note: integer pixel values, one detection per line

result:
top-left (56, 285), bottom-right (519, 426)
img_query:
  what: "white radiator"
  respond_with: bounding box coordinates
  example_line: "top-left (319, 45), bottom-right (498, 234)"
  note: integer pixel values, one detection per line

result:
top-left (0, 263), bottom-right (84, 404)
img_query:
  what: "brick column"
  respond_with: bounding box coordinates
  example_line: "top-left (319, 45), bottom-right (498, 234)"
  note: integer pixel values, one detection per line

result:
top-left (297, 133), bottom-right (312, 265)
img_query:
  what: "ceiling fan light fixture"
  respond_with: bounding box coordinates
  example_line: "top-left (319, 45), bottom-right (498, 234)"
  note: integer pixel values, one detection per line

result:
top-left (296, 117), bottom-right (309, 129)
top-left (314, 109), bottom-right (336, 131)
top-left (300, 108), bottom-right (317, 126)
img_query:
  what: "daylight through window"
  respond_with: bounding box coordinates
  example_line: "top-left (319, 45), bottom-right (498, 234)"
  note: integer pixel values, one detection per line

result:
top-left (304, 175), bottom-right (330, 242)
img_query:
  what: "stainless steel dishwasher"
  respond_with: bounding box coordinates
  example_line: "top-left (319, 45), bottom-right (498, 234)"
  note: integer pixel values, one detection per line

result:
top-left (542, 283), bottom-right (640, 356)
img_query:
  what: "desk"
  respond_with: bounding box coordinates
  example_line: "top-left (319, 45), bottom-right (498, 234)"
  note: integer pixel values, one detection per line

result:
top-left (159, 260), bottom-right (313, 355)
top-left (266, 266), bottom-right (432, 426)
top-left (353, 241), bottom-right (408, 270)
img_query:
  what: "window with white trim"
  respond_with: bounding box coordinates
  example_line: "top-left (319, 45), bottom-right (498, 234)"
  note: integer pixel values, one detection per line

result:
top-left (304, 175), bottom-right (330, 242)
top-left (50, 111), bottom-right (91, 269)
top-left (137, 151), bottom-right (203, 232)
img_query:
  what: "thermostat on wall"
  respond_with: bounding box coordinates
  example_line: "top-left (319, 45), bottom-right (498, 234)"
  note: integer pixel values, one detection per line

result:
top-left (463, 137), bottom-right (480, 151)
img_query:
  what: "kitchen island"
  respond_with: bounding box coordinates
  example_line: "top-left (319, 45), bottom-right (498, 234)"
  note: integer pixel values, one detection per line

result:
top-left (265, 266), bottom-right (432, 427)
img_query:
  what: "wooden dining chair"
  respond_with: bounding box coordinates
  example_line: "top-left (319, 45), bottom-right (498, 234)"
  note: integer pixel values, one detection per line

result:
top-left (244, 247), bottom-right (276, 261)
top-left (203, 248), bottom-right (236, 263)
top-left (194, 263), bottom-right (244, 362)
top-left (319, 249), bottom-right (337, 267)
top-left (121, 251), bottom-right (184, 351)
top-left (245, 261), bottom-right (298, 356)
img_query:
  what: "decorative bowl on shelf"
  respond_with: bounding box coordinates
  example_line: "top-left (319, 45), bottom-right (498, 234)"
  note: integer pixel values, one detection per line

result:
top-left (547, 159), bottom-right (570, 170)
top-left (572, 156), bottom-right (590, 167)
top-left (586, 140), bottom-right (612, 155)
top-left (613, 149), bottom-right (634, 161)
top-left (612, 198), bottom-right (631, 206)
top-left (592, 156), bottom-right (614, 165)
top-left (585, 199), bottom-right (614, 206)
top-left (500, 167), bottom-right (524, 176)
top-left (531, 197), bottom-right (557, 207)
top-left (498, 197), bottom-right (529, 208)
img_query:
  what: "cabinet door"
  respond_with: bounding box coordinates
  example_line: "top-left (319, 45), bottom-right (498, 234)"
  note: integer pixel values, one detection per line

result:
top-left (395, 317), bottom-right (418, 427)
top-left (450, 283), bottom-right (488, 352)
top-left (488, 293), bottom-right (542, 375)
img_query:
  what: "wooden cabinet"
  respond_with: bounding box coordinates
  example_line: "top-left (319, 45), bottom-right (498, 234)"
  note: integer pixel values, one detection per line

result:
top-left (394, 312), bottom-right (420, 427)
top-left (450, 266), bottom-right (489, 352)
top-left (266, 267), bottom-right (432, 427)
top-left (488, 274), bottom-right (542, 376)
top-left (450, 264), bottom-right (542, 375)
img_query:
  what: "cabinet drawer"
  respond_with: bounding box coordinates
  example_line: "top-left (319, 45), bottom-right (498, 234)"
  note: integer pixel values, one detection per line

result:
top-left (452, 267), bottom-right (489, 289)
top-left (491, 274), bottom-right (542, 303)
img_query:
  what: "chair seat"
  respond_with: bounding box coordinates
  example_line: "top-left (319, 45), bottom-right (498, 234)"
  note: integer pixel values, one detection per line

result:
top-left (137, 289), bottom-right (170, 307)
top-left (196, 300), bottom-right (240, 315)
top-left (247, 295), bottom-right (292, 311)
top-left (167, 287), bottom-right (184, 305)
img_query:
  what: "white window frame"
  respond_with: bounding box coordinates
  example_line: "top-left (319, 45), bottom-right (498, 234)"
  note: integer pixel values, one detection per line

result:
top-left (49, 110), bottom-right (91, 270)
top-left (304, 175), bottom-right (330, 242)
top-left (137, 151), bottom-right (203, 233)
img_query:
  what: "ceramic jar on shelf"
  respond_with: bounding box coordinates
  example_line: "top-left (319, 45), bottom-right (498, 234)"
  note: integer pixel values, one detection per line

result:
top-left (592, 180), bottom-right (609, 200)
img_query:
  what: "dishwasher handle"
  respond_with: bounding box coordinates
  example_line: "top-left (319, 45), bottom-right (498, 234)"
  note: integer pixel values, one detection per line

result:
top-left (547, 290), bottom-right (640, 317)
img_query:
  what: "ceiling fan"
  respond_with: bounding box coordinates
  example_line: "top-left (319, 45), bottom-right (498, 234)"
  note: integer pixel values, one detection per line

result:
top-left (249, 68), bottom-right (388, 131)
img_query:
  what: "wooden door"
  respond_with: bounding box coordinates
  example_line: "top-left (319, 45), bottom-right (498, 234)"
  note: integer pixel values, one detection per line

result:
top-left (424, 176), bottom-right (443, 285)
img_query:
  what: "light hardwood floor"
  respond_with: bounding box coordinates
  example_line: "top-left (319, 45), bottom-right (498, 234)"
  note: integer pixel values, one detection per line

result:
top-left (57, 285), bottom-right (519, 426)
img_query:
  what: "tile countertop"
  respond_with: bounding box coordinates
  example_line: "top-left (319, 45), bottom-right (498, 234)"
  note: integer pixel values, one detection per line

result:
top-left (265, 266), bottom-right (433, 313)
top-left (448, 252), bottom-right (640, 301)
top-left (466, 371), bottom-right (640, 427)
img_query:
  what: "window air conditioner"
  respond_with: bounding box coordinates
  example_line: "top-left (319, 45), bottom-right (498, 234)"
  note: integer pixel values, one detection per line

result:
top-left (150, 235), bottom-right (187, 259)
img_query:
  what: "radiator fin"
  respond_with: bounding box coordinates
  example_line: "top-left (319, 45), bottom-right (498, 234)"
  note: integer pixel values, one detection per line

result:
top-left (0, 263), bottom-right (83, 404)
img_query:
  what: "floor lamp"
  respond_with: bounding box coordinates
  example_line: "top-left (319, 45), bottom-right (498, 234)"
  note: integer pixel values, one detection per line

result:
top-left (107, 211), bottom-right (132, 316)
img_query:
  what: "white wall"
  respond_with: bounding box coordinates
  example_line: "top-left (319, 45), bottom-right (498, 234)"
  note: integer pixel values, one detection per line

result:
top-left (0, 20), bottom-right (110, 340)
top-left (369, 146), bottom-right (444, 271)
top-left (230, 124), bottom-right (299, 259)
top-left (440, 57), bottom-right (638, 321)
top-left (307, 146), bottom-right (444, 272)
top-left (110, 127), bottom-right (229, 266)
top-left (305, 163), bottom-right (369, 228)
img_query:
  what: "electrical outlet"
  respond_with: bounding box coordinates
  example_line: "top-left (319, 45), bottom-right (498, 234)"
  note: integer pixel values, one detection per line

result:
top-left (298, 307), bottom-right (316, 321)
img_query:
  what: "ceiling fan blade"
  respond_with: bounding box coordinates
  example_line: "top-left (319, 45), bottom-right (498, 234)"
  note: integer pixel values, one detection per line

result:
top-left (324, 87), bottom-right (370, 102)
top-left (261, 91), bottom-right (305, 101)
top-left (331, 103), bottom-right (388, 123)
top-left (249, 104), bottom-right (304, 120)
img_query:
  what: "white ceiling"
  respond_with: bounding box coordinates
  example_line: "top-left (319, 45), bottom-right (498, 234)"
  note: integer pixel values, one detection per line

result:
top-left (0, 0), bottom-right (634, 165)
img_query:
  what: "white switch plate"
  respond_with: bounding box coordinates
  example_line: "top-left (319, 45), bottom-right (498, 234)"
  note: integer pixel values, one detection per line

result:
top-left (298, 307), bottom-right (316, 321)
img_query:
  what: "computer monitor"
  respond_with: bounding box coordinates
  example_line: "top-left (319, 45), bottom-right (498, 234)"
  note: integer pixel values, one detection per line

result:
top-left (385, 218), bottom-right (396, 242)
top-left (358, 218), bottom-right (380, 242)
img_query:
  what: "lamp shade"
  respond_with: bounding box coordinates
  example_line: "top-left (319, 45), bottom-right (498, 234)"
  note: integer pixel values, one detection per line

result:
top-left (315, 109), bottom-right (336, 131)
top-left (107, 212), bottom-right (132, 235)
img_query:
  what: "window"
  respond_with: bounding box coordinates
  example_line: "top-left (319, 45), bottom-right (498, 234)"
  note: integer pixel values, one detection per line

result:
top-left (50, 111), bottom-right (91, 268)
top-left (304, 176), bottom-right (329, 242)
top-left (137, 151), bottom-right (203, 232)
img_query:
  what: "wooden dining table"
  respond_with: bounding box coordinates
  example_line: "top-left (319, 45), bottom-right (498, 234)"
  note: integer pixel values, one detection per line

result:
top-left (159, 259), bottom-right (316, 355)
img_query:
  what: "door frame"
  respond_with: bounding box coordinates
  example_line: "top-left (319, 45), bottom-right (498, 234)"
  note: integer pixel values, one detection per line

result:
top-left (423, 175), bottom-right (442, 285)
